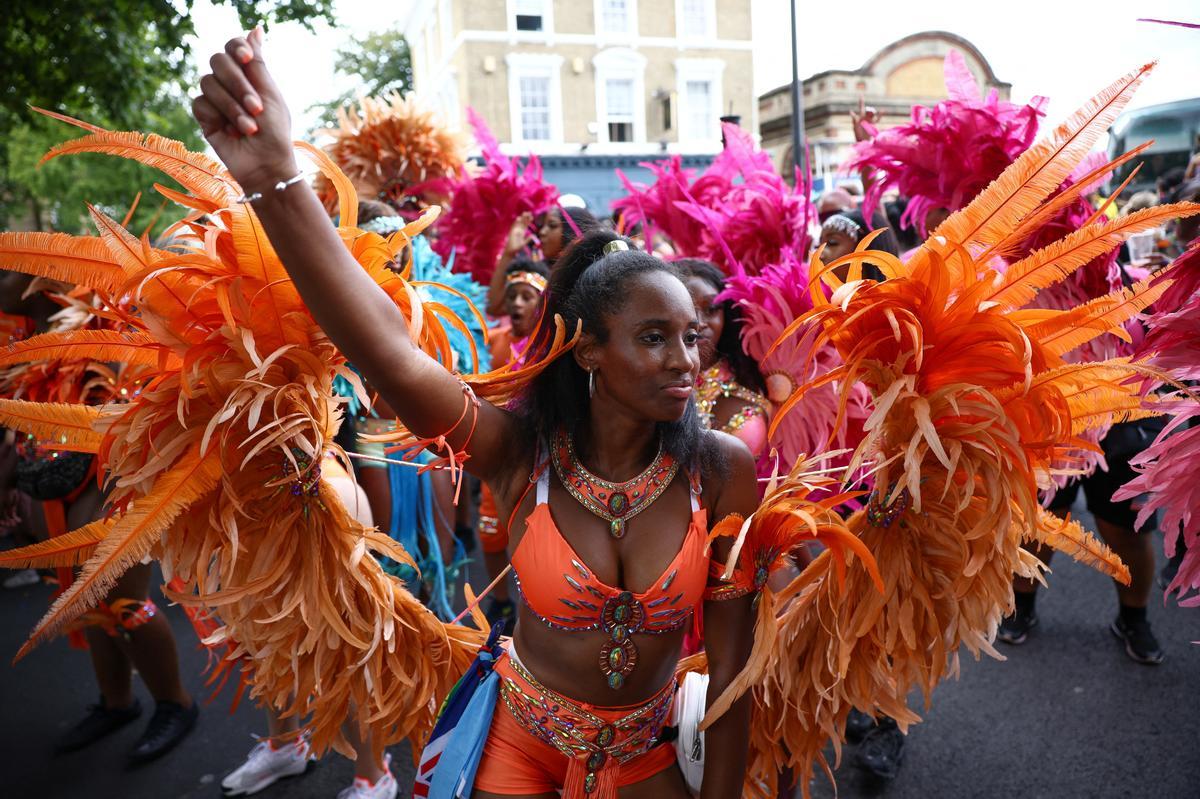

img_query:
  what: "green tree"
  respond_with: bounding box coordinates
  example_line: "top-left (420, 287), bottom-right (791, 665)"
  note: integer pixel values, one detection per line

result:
top-left (1, 0), bottom-right (337, 232)
top-left (2, 1), bottom-right (337, 126)
top-left (4, 100), bottom-right (205, 235)
top-left (310, 29), bottom-right (414, 127)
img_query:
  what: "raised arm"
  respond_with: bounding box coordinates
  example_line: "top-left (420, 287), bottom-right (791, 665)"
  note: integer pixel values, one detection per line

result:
top-left (485, 211), bottom-right (534, 316)
top-left (192, 30), bottom-right (516, 480)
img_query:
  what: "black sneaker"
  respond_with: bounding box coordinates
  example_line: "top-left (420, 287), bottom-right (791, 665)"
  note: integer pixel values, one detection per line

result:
top-left (856, 717), bottom-right (904, 779)
top-left (997, 610), bottom-right (1038, 645)
top-left (845, 708), bottom-right (876, 744)
top-left (127, 700), bottom-right (198, 765)
top-left (56, 698), bottom-right (143, 753)
top-left (1110, 617), bottom-right (1165, 665)
top-left (485, 597), bottom-right (516, 637)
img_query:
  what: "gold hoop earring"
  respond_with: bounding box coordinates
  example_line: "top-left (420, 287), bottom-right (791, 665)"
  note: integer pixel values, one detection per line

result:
top-left (589, 368), bottom-right (596, 398)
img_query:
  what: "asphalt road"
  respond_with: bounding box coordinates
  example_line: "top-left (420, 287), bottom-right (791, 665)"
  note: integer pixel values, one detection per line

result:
top-left (1, 496), bottom-right (1198, 799)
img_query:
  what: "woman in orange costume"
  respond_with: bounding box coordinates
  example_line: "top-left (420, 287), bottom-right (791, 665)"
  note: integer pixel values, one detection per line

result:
top-left (191, 29), bottom-right (761, 798)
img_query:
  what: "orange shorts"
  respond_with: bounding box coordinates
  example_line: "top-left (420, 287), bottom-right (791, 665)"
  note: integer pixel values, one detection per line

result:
top-left (472, 653), bottom-right (678, 796)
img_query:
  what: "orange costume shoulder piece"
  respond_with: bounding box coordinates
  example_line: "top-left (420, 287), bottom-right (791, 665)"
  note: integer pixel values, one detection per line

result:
top-left (702, 62), bottom-right (1200, 797)
top-left (0, 112), bottom-right (494, 763)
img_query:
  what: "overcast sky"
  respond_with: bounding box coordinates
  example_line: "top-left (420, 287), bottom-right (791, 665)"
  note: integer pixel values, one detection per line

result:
top-left (187, 0), bottom-right (1199, 137)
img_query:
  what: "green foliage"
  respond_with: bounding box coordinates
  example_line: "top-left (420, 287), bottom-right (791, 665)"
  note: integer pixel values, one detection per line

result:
top-left (4, 101), bottom-right (204, 235)
top-left (1, 0), bottom-right (336, 232)
top-left (2, 0), bottom-right (337, 126)
top-left (310, 29), bottom-right (413, 128)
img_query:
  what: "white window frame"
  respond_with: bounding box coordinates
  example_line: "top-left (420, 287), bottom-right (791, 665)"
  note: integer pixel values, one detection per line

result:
top-left (506, 53), bottom-right (564, 147)
top-left (507, 0), bottom-right (554, 39)
top-left (594, 0), bottom-right (638, 41)
top-left (438, 0), bottom-right (453, 53)
top-left (436, 70), bottom-right (462, 129)
top-left (593, 48), bottom-right (647, 147)
top-left (674, 0), bottom-right (716, 43)
top-left (675, 57), bottom-right (724, 147)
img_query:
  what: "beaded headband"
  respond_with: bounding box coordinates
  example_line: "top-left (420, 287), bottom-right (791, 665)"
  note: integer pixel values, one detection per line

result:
top-left (821, 213), bottom-right (863, 239)
top-left (506, 271), bottom-right (548, 293)
top-left (359, 216), bottom-right (408, 235)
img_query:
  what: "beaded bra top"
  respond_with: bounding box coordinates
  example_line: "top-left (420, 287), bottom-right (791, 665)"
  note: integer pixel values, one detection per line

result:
top-left (510, 457), bottom-right (708, 689)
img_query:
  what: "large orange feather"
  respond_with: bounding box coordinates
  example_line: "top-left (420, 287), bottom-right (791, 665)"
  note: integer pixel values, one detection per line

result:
top-left (0, 232), bottom-right (126, 293)
top-left (0, 519), bottom-right (112, 569)
top-left (0, 399), bottom-right (104, 453)
top-left (989, 202), bottom-right (1200, 307)
top-left (0, 330), bottom-right (170, 371)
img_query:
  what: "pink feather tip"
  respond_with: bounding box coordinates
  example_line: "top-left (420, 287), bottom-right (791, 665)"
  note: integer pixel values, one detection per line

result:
top-left (432, 108), bottom-right (559, 283)
top-left (844, 51), bottom-right (1046, 237)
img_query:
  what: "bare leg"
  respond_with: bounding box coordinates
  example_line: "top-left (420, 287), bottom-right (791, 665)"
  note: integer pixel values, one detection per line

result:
top-left (84, 625), bottom-right (136, 709)
top-left (342, 714), bottom-right (386, 783)
top-left (266, 704), bottom-right (301, 739)
top-left (105, 562), bottom-right (192, 707)
top-left (66, 483), bottom-right (192, 707)
top-left (1094, 516), bottom-right (1154, 608)
top-left (70, 484), bottom-right (133, 708)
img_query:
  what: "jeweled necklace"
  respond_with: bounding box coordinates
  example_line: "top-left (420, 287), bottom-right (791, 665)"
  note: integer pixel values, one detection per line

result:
top-left (552, 429), bottom-right (679, 539)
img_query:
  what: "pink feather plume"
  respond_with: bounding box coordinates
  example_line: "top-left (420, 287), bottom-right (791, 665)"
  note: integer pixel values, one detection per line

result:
top-left (845, 51), bottom-right (1046, 237)
top-left (432, 109), bottom-right (559, 283)
top-left (1114, 242), bottom-right (1200, 604)
top-left (613, 122), bottom-right (815, 275)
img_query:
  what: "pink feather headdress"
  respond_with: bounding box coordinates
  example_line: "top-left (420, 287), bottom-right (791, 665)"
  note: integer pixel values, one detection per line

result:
top-left (845, 50), bottom-right (1046, 237)
top-left (432, 109), bottom-right (559, 283)
top-left (613, 122), bottom-right (815, 276)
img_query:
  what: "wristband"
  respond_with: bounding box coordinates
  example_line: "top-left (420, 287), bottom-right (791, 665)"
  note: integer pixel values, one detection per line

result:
top-left (236, 171), bottom-right (306, 204)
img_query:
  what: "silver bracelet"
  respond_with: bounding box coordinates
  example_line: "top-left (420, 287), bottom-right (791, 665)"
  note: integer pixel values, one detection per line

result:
top-left (236, 172), bottom-right (306, 204)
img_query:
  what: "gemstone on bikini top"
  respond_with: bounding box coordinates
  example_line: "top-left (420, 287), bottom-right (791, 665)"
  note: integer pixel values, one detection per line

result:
top-left (596, 725), bottom-right (615, 747)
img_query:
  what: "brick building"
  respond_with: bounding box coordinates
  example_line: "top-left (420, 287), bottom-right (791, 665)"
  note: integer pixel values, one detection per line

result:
top-left (404, 0), bottom-right (756, 210)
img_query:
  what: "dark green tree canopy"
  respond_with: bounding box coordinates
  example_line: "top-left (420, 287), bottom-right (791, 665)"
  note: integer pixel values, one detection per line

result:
top-left (2, 0), bottom-right (336, 126)
top-left (1, 0), bottom-right (336, 232)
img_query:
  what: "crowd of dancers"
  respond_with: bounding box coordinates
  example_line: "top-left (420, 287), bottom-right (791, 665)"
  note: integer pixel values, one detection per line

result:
top-left (1, 23), bottom-right (1199, 799)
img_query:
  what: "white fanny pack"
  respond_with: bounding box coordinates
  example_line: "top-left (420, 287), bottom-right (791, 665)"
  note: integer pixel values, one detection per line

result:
top-left (672, 671), bottom-right (708, 795)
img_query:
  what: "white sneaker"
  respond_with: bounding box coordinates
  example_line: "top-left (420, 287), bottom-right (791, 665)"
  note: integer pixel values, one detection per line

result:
top-left (221, 735), bottom-right (313, 796)
top-left (336, 753), bottom-right (397, 799)
top-left (3, 569), bottom-right (40, 589)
